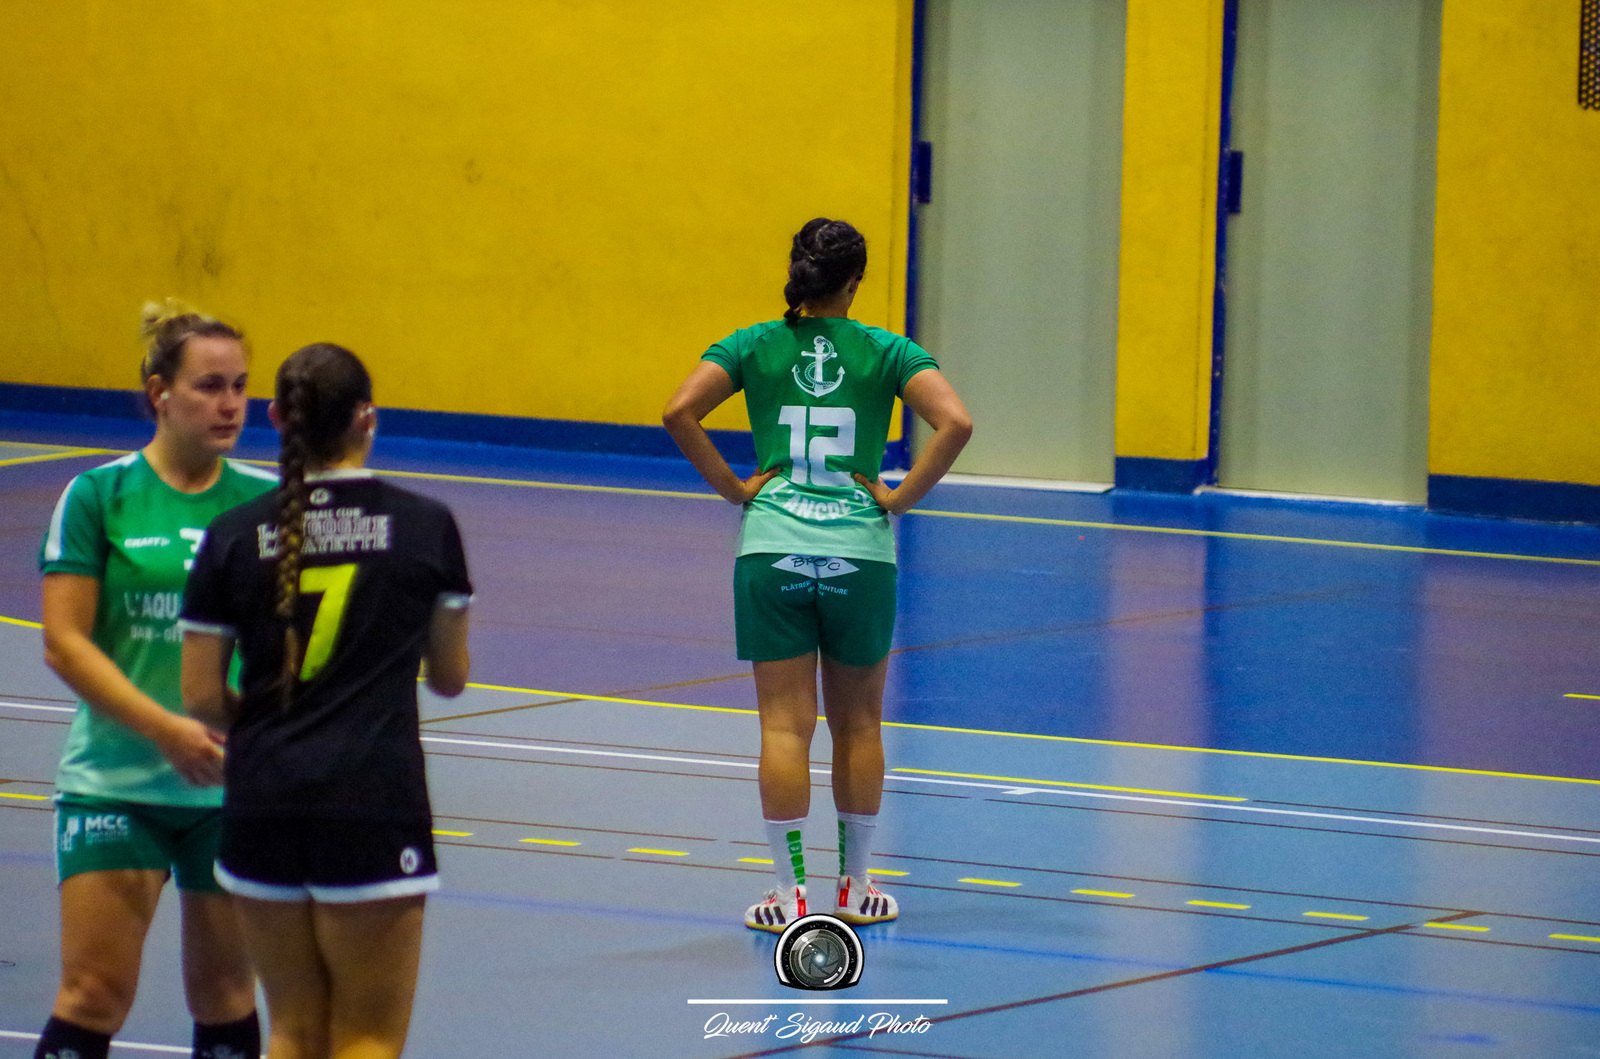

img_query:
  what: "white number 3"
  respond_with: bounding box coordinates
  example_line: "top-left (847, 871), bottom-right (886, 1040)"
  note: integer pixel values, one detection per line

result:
top-left (779, 405), bottom-right (856, 487)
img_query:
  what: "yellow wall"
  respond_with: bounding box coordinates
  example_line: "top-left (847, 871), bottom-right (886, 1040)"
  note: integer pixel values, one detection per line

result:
top-left (1431, 0), bottom-right (1600, 484)
top-left (1113, 0), bottom-right (1225, 463)
top-left (0, 1), bottom-right (913, 435)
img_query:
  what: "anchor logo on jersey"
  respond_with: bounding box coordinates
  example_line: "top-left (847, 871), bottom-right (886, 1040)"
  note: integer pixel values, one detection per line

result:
top-left (792, 336), bottom-right (846, 398)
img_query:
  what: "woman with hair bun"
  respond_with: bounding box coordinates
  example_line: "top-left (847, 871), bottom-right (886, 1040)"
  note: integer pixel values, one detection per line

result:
top-left (34, 301), bottom-right (270, 1059)
top-left (179, 343), bottom-right (471, 1059)
top-left (664, 218), bottom-right (972, 932)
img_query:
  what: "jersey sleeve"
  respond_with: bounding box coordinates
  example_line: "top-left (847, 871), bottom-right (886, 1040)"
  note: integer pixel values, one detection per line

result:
top-left (436, 509), bottom-right (474, 610)
top-left (39, 474), bottom-right (108, 577)
top-left (892, 335), bottom-right (939, 394)
top-left (179, 517), bottom-right (239, 638)
top-left (700, 328), bottom-right (746, 392)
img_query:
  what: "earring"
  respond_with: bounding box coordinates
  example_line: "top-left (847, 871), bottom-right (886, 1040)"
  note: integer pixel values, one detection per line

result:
top-left (159, 392), bottom-right (171, 402)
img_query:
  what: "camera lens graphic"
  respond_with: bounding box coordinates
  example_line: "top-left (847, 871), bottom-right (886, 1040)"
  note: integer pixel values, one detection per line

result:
top-left (774, 914), bottom-right (864, 990)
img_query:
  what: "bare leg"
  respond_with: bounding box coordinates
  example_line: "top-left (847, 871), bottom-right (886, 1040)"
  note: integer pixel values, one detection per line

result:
top-left (179, 891), bottom-right (257, 1024)
top-left (752, 653), bottom-right (821, 820)
top-left (315, 896), bottom-right (427, 1059)
top-left (234, 897), bottom-right (332, 1059)
top-left (820, 655), bottom-right (889, 816)
top-left (52, 870), bottom-right (166, 1033)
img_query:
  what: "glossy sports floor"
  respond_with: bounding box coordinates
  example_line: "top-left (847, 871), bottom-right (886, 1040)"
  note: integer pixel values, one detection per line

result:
top-left (3, 417), bottom-right (1600, 1058)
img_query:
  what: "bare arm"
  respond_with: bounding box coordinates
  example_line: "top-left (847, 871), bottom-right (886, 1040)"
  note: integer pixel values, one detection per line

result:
top-left (854, 369), bottom-right (973, 516)
top-left (424, 603), bottom-right (470, 697)
top-left (43, 572), bottom-right (225, 786)
top-left (180, 631), bottom-right (240, 732)
top-left (663, 361), bottom-right (780, 504)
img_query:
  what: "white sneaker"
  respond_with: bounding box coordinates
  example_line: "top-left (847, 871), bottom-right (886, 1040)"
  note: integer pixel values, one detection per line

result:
top-left (835, 875), bottom-right (898, 924)
top-left (745, 884), bottom-right (807, 933)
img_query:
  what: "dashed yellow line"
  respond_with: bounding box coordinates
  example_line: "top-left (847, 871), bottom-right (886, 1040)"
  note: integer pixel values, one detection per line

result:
top-left (1424, 922), bottom-right (1489, 932)
top-left (1187, 900), bottom-right (1252, 910)
top-left (628, 848), bottom-right (689, 856)
top-left (736, 857), bottom-right (772, 864)
top-left (0, 615), bottom-right (43, 629)
top-left (867, 868), bottom-right (908, 876)
top-left (1564, 694), bottom-right (1600, 701)
top-left (1550, 933), bottom-right (1600, 944)
top-left (522, 838), bottom-right (581, 847)
top-left (1073, 889), bottom-right (1134, 899)
top-left (893, 767), bottom-right (1244, 801)
top-left (0, 791), bottom-right (51, 801)
top-left (962, 878), bottom-right (1021, 888)
top-left (432, 829), bottom-right (474, 837)
top-left (1304, 911), bottom-right (1369, 921)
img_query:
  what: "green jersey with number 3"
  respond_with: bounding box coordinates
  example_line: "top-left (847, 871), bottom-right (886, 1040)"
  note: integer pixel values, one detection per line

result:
top-left (702, 317), bottom-right (937, 564)
top-left (39, 452), bottom-right (277, 806)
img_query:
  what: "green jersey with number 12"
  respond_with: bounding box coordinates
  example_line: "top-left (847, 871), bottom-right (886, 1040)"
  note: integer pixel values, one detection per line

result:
top-left (39, 452), bottom-right (277, 806)
top-left (702, 317), bottom-right (937, 564)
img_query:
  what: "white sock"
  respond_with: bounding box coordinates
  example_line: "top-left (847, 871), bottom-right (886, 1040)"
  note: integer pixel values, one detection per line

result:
top-left (764, 817), bottom-right (806, 890)
top-left (837, 812), bottom-right (877, 882)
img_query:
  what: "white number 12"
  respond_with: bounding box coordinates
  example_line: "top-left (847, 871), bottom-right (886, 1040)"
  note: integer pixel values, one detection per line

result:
top-left (778, 405), bottom-right (856, 487)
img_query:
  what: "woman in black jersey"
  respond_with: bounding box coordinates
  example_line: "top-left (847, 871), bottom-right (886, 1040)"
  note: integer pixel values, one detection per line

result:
top-left (179, 344), bottom-right (471, 1059)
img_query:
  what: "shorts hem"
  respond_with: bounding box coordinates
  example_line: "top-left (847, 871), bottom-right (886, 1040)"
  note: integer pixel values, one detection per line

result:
top-left (215, 863), bottom-right (440, 904)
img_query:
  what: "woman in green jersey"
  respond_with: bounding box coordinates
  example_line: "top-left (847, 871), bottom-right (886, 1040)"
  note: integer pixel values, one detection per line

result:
top-left (664, 218), bottom-right (972, 932)
top-left (33, 303), bottom-right (272, 1059)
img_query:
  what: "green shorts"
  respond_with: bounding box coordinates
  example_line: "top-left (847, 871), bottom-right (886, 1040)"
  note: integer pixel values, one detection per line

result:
top-left (55, 793), bottom-right (224, 892)
top-left (734, 553), bottom-right (897, 667)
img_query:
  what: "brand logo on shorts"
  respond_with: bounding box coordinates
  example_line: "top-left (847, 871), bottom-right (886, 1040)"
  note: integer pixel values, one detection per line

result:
top-left (792, 337), bottom-right (846, 399)
top-left (399, 847), bottom-right (421, 875)
top-left (310, 487), bottom-right (332, 506)
top-left (59, 815), bottom-right (81, 853)
top-left (83, 814), bottom-right (132, 845)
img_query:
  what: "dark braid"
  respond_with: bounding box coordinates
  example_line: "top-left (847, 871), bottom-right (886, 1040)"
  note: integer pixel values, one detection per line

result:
top-left (782, 218), bottom-right (868, 325)
top-left (138, 299), bottom-right (244, 414)
top-left (274, 369), bottom-right (312, 710)
top-left (272, 343), bottom-right (373, 710)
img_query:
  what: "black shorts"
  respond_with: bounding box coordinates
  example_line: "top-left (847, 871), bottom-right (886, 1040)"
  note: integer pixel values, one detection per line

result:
top-left (215, 815), bottom-right (439, 903)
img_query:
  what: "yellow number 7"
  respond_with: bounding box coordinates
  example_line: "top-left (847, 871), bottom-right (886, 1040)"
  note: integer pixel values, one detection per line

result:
top-left (298, 563), bottom-right (358, 681)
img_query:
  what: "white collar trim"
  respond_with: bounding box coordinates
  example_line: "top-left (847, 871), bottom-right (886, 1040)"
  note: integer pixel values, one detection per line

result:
top-left (304, 469), bottom-right (375, 483)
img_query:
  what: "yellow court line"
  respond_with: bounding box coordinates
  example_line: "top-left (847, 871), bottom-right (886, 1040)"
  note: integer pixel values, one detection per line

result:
top-left (1072, 889), bottom-right (1134, 899)
top-left (1187, 900), bottom-right (1251, 910)
top-left (1565, 694), bottom-right (1600, 700)
top-left (432, 829), bottom-right (474, 837)
top-left (1423, 923), bottom-right (1489, 932)
top-left (892, 767), bottom-right (1243, 801)
top-left (908, 508), bottom-right (1600, 567)
top-left (0, 448), bottom-right (115, 469)
top-left (867, 868), bottom-right (908, 876)
top-left (0, 439), bottom-right (98, 450)
top-left (737, 857), bottom-right (773, 864)
top-left (628, 848), bottom-right (689, 856)
top-left (0, 654), bottom-right (1595, 788)
top-left (0, 791), bottom-right (51, 801)
top-left (0, 615), bottom-right (43, 629)
top-left (1304, 912), bottom-right (1369, 921)
top-left (962, 878), bottom-right (1021, 888)
top-left (10, 440), bottom-right (1594, 565)
top-left (445, 681), bottom-right (1600, 787)
top-left (1550, 934), bottom-right (1600, 943)
top-left (522, 838), bottom-right (581, 847)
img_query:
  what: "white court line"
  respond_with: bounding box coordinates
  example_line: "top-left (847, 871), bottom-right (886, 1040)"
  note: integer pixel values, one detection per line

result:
top-left (0, 1030), bottom-right (187, 1053)
top-left (419, 735), bottom-right (1600, 848)
top-left (687, 999), bottom-right (949, 1005)
top-left (0, 700), bottom-right (75, 713)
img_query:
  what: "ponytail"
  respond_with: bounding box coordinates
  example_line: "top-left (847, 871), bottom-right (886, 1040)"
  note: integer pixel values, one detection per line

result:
top-left (270, 343), bottom-right (372, 710)
top-left (274, 370), bottom-right (311, 710)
